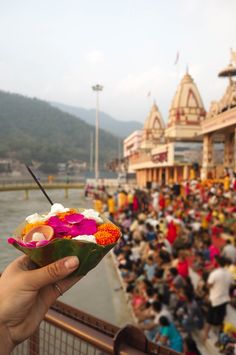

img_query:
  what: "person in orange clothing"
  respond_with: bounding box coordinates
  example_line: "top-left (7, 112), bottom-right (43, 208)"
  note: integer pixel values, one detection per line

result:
top-left (224, 173), bottom-right (230, 192)
top-left (93, 194), bottom-right (103, 214)
top-left (107, 194), bottom-right (116, 220)
top-left (118, 190), bottom-right (128, 211)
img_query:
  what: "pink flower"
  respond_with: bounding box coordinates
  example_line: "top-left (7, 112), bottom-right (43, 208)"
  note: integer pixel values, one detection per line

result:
top-left (7, 238), bottom-right (50, 248)
top-left (47, 214), bottom-right (97, 238)
top-left (47, 216), bottom-right (70, 237)
top-left (8, 212), bottom-right (98, 249)
top-left (71, 219), bottom-right (97, 236)
top-left (8, 238), bottom-right (17, 245)
top-left (64, 213), bottom-right (84, 224)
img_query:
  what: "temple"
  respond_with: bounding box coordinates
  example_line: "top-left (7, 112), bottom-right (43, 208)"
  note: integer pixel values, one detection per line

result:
top-left (166, 70), bottom-right (205, 138)
top-left (201, 57), bottom-right (236, 179)
top-left (126, 70), bottom-right (206, 187)
top-left (124, 51), bottom-right (236, 187)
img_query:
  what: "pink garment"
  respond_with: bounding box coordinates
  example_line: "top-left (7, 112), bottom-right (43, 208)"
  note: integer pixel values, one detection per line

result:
top-left (132, 294), bottom-right (146, 309)
top-left (209, 245), bottom-right (220, 261)
top-left (133, 195), bottom-right (139, 211)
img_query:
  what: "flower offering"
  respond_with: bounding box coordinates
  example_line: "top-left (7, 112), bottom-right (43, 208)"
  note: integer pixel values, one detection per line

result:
top-left (8, 203), bottom-right (121, 276)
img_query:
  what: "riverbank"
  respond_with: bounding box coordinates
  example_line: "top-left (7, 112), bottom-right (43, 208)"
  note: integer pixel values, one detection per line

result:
top-left (59, 252), bottom-right (135, 327)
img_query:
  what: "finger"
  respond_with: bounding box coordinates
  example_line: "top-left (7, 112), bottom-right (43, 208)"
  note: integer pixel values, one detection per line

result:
top-left (24, 256), bottom-right (79, 290)
top-left (41, 275), bottom-right (83, 307)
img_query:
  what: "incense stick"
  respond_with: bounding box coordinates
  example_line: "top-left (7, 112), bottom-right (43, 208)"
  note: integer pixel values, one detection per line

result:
top-left (26, 165), bottom-right (53, 205)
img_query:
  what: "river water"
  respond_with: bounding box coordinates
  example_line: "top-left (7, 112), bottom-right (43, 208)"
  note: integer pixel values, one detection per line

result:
top-left (0, 189), bottom-right (134, 326)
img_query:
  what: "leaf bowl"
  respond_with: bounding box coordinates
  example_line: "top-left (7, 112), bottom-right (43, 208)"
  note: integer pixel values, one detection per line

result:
top-left (10, 237), bottom-right (116, 276)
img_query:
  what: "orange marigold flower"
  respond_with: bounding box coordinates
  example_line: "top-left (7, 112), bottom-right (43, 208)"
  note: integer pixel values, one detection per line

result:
top-left (57, 208), bottom-right (78, 220)
top-left (94, 231), bottom-right (118, 246)
top-left (21, 221), bottom-right (45, 236)
top-left (97, 223), bottom-right (121, 239)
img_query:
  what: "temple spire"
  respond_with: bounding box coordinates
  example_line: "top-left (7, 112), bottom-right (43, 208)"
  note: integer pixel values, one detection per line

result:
top-left (165, 71), bottom-right (206, 140)
top-left (140, 102), bottom-right (165, 149)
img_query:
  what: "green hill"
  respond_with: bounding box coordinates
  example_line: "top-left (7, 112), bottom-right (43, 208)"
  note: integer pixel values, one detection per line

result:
top-left (0, 91), bottom-right (120, 172)
top-left (51, 102), bottom-right (143, 138)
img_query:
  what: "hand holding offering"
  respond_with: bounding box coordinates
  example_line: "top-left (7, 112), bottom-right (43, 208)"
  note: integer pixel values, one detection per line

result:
top-left (8, 203), bottom-right (121, 276)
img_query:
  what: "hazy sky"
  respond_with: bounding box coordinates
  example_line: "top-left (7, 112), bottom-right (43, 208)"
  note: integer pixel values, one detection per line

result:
top-left (0, 0), bottom-right (235, 123)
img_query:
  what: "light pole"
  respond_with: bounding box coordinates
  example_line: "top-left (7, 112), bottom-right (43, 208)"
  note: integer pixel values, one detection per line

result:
top-left (92, 84), bottom-right (103, 184)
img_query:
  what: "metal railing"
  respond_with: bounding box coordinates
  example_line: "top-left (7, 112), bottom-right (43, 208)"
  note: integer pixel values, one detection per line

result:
top-left (13, 301), bottom-right (180, 355)
top-left (0, 176), bottom-right (85, 184)
top-left (0, 182), bottom-right (84, 191)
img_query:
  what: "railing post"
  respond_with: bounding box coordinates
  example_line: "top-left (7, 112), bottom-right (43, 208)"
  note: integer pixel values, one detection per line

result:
top-left (113, 324), bottom-right (148, 355)
top-left (29, 327), bottom-right (40, 355)
top-left (25, 189), bottom-right (29, 200)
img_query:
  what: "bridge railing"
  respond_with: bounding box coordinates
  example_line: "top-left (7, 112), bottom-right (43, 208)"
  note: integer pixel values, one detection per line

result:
top-left (13, 300), bottom-right (180, 355)
top-left (0, 177), bottom-right (85, 185)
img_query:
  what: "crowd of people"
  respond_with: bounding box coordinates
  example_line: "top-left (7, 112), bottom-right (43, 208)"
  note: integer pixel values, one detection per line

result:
top-left (93, 176), bottom-right (236, 354)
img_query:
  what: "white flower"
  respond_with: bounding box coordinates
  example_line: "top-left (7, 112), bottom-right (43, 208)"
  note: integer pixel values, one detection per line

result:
top-left (74, 235), bottom-right (97, 243)
top-left (26, 213), bottom-right (45, 223)
top-left (46, 203), bottom-right (70, 218)
top-left (32, 232), bottom-right (46, 242)
top-left (81, 209), bottom-right (103, 224)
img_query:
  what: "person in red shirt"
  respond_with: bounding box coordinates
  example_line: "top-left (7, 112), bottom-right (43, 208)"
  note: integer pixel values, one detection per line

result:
top-left (159, 193), bottom-right (165, 211)
top-left (177, 251), bottom-right (189, 278)
top-left (167, 220), bottom-right (177, 245)
top-left (184, 182), bottom-right (191, 199)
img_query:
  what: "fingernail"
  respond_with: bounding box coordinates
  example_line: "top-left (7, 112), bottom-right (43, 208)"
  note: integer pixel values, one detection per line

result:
top-left (64, 256), bottom-right (79, 270)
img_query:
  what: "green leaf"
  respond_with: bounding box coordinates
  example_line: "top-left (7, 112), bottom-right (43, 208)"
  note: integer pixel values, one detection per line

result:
top-left (11, 238), bottom-right (116, 276)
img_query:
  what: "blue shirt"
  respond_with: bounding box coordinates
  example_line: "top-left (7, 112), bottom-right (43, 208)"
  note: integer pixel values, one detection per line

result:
top-left (144, 263), bottom-right (156, 281)
top-left (159, 323), bottom-right (183, 352)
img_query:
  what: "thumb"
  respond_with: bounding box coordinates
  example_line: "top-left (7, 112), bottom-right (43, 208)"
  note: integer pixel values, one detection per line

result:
top-left (26, 256), bottom-right (79, 289)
